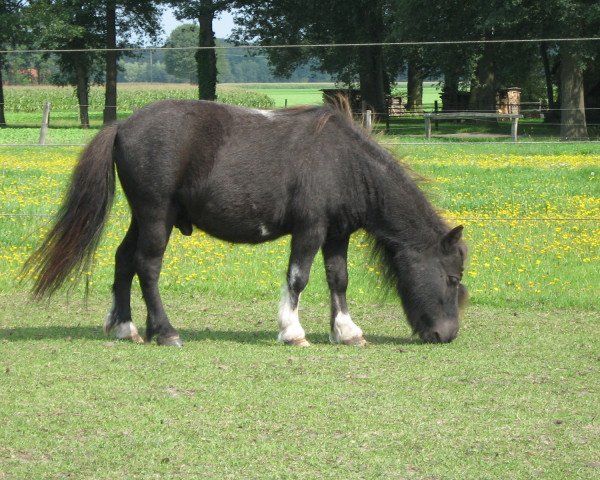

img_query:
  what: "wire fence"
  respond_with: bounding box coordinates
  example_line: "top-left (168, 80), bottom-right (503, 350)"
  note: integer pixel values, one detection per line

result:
top-left (2, 36), bottom-right (600, 54)
top-left (2, 37), bottom-right (600, 145)
top-left (2, 102), bottom-right (600, 146)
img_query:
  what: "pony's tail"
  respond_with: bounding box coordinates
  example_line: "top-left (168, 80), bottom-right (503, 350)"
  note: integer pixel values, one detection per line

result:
top-left (24, 123), bottom-right (119, 298)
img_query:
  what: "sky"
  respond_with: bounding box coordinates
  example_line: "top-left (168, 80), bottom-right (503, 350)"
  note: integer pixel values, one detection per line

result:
top-left (161, 8), bottom-right (236, 40)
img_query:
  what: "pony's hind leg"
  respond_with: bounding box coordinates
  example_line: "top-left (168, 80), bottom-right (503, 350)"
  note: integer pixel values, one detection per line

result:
top-left (135, 214), bottom-right (182, 347)
top-left (322, 236), bottom-right (366, 347)
top-left (104, 219), bottom-right (144, 343)
top-left (278, 228), bottom-right (325, 347)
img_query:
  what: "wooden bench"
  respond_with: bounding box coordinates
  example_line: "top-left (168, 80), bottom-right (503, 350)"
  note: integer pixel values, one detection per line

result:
top-left (423, 112), bottom-right (523, 142)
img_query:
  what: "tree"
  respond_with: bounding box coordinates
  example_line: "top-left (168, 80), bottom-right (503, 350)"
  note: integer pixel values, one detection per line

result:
top-left (549, 1), bottom-right (599, 139)
top-left (233, 0), bottom-right (397, 114)
top-left (170, 1), bottom-right (235, 100)
top-left (103, 1), bottom-right (163, 123)
top-left (0, 1), bottom-right (26, 127)
top-left (164, 24), bottom-right (199, 82)
top-left (506, 0), bottom-right (600, 138)
top-left (26, 1), bottom-right (162, 126)
top-left (560, 44), bottom-right (588, 138)
top-left (26, 1), bottom-right (106, 128)
top-left (103, 0), bottom-right (118, 123)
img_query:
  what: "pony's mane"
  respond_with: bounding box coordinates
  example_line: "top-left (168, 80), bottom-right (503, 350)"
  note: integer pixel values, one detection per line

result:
top-left (276, 94), bottom-right (355, 135)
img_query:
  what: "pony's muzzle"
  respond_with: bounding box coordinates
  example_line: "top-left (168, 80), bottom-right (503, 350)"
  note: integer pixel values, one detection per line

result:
top-left (420, 321), bottom-right (459, 343)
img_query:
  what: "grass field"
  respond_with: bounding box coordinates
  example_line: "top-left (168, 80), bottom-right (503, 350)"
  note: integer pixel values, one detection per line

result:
top-left (0, 111), bottom-right (599, 477)
top-left (229, 82), bottom-right (334, 107)
top-left (1, 296), bottom-right (598, 479)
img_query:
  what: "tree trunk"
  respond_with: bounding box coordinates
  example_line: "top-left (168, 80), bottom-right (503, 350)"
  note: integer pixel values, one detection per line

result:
top-left (104, 1), bottom-right (118, 123)
top-left (540, 42), bottom-right (556, 111)
top-left (406, 61), bottom-right (424, 113)
top-left (75, 62), bottom-right (90, 129)
top-left (560, 45), bottom-right (587, 139)
top-left (358, 45), bottom-right (387, 115)
top-left (0, 55), bottom-right (6, 127)
top-left (441, 72), bottom-right (460, 112)
top-left (196, 7), bottom-right (217, 101)
top-left (540, 41), bottom-right (561, 123)
top-left (468, 42), bottom-right (496, 112)
top-left (356, 0), bottom-right (387, 116)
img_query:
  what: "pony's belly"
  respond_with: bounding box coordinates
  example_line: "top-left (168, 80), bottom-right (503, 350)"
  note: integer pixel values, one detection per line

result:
top-left (191, 209), bottom-right (286, 244)
top-left (181, 179), bottom-right (290, 243)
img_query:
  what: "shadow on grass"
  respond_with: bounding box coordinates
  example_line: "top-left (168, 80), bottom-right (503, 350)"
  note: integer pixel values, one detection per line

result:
top-left (0, 326), bottom-right (421, 346)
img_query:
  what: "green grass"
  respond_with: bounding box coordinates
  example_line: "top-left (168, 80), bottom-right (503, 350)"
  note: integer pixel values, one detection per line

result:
top-left (228, 82), bottom-right (335, 108)
top-left (1, 144), bottom-right (597, 309)
top-left (1, 294), bottom-right (598, 479)
top-left (240, 81), bottom-right (442, 108)
top-left (0, 136), bottom-right (599, 478)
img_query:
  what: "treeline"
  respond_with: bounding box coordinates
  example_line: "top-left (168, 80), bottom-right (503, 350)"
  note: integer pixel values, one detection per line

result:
top-left (3, 33), bottom-right (332, 86)
top-left (1, 1), bottom-right (599, 137)
top-left (119, 49), bottom-right (331, 84)
top-left (118, 31), bottom-right (333, 84)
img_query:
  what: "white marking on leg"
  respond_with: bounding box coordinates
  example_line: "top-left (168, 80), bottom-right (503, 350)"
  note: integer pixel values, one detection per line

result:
top-left (277, 287), bottom-right (306, 343)
top-left (104, 294), bottom-right (117, 334)
top-left (114, 321), bottom-right (139, 339)
top-left (104, 294), bottom-right (143, 343)
top-left (330, 312), bottom-right (363, 344)
top-left (114, 321), bottom-right (144, 343)
top-left (104, 312), bottom-right (113, 334)
top-left (289, 264), bottom-right (300, 281)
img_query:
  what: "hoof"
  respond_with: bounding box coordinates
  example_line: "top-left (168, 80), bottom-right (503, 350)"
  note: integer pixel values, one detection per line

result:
top-left (157, 335), bottom-right (184, 347)
top-left (284, 337), bottom-right (311, 347)
top-left (128, 332), bottom-right (145, 344)
top-left (342, 336), bottom-right (368, 347)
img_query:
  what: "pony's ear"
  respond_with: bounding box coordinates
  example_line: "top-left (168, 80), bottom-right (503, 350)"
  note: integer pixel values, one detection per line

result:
top-left (441, 225), bottom-right (464, 253)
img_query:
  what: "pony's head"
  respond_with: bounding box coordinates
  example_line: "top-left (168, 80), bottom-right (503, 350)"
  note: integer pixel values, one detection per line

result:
top-left (394, 225), bottom-right (468, 343)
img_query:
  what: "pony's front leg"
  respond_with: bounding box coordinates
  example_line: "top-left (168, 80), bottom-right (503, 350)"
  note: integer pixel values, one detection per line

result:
top-left (323, 236), bottom-right (367, 347)
top-left (278, 228), bottom-right (324, 347)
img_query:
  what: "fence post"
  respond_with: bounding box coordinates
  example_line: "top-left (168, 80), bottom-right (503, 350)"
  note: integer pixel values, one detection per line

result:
top-left (364, 109), bottom-right (372, 132)
top-left (434, 100), bottom-right (439, 130)
top-left (424, 114), bottom-right (432, 140)
top-left (38, 101), bottom-right (51, 145)
top-left (511, 117), bottom-right (519, 142)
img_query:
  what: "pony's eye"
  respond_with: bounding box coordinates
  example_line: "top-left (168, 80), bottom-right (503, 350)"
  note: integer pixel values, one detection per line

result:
top-left (448, 275), bottom-right (460, 286)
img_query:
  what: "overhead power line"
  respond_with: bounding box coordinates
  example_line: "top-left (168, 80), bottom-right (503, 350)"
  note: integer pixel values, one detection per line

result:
top-left (1, 37), bottom-right (600, 55)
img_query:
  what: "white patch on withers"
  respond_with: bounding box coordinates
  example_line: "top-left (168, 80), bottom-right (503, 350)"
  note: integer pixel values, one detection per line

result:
top-left (330, 312), bottom-right (363, 344)
top-left (252, 108), bottom-right (275, 119)
top-left (277, 264), bottom-right (308, 345)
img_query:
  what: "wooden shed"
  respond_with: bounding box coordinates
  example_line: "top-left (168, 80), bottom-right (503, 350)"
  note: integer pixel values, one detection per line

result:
top-left (496, 87), bottom-right (521, 115)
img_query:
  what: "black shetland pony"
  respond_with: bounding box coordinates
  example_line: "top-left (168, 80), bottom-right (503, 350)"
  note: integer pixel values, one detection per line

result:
top-left (26, 100), bottom-right (467, 347)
